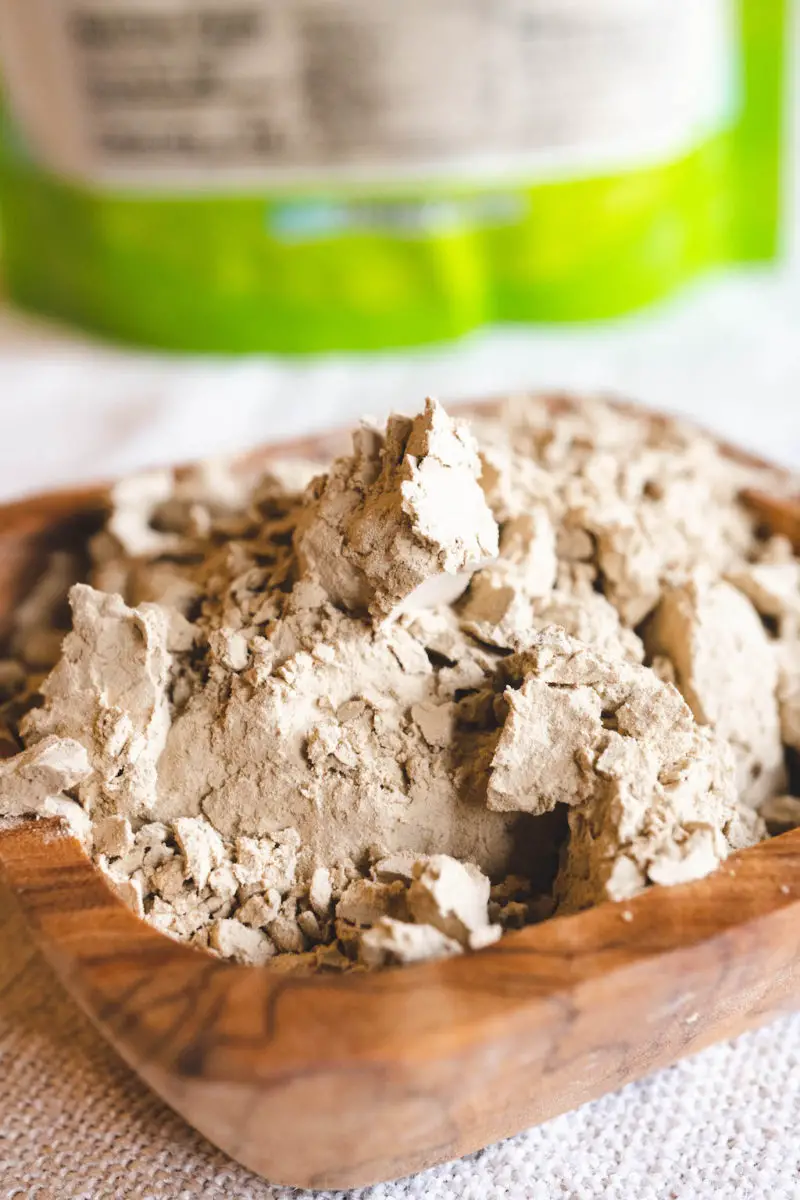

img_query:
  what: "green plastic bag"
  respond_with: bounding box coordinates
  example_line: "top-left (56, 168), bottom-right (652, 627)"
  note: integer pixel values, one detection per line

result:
top-left (0, 0), bottom-right (786, 354)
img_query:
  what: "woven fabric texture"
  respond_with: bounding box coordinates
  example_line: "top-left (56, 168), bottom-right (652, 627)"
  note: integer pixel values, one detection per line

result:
top-left (1, 881), bottom-right (800, 1200)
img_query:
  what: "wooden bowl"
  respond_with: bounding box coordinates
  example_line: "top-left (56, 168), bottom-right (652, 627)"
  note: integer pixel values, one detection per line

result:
top-left (1, 398), bottom-right (800, 1190)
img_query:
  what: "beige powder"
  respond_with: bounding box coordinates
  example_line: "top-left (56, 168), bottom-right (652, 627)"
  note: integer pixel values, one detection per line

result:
top-left (1, 393), bottom-right (794, 970)
top-left (645, 575), bottom-right (786, 807)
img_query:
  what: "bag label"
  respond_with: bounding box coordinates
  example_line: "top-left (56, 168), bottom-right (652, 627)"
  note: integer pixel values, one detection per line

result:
top-left (0, 0), bottom-right (736, 189)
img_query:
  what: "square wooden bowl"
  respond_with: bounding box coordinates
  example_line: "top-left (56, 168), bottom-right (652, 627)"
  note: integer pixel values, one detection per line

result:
top-left (1, 398), bottom-right (799, 1189)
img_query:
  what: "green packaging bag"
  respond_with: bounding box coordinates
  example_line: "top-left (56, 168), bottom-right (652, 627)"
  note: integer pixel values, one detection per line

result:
top-left (0, 0), bottom-right (786, 354)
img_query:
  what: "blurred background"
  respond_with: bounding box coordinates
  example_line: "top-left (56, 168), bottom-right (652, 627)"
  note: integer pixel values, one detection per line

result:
top-left (0, 0), bottom-right (796, 499)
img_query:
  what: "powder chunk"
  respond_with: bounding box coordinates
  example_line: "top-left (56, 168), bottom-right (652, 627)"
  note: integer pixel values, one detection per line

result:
top-left (21, 585), bottom-right (171, 820)
top-left (0, 735), bottom-right (90, 817)
top-left (308, 866), bottom-right (333, 917)
top-left (297, 910), bottom-right (324, 941)
top-left (294, 398), bottom-right (498, 619)
top-left (532, 590), bottom-right (644, 663)
top-left (550, 417), bottom-right (758, 628)
top-left (590, 514), bottom-right (667, 627)
top-left (728, 561), bottom-right (800, 636)
top-left (411, 701), bottom-right (454, 748)
top-left (457, 506), bottom-right (558, 649)
top-left (106, 469), bottom-right (181, 558)
top-left (313, 942), bottom-right (353, 971)
top-left (149, 856), bottom-right (187, 902)
top-left (406, 855), bottom-right (499, 950)
top-left (147, 890), bottom-right (212, 941)
top-left (486, 678), bottom-right (603, 815)
top-left (499, 509), bottom-right (558, 597)
top-left (359, 918), bottom-right (463, 968)
top-left (646, 577), bottom-right (785, 807)
top-left (208, 629), bottom-right (249, 671)
top-left (371, 851), bottom-right (422, 884)
top-left (41, 795), bottom-right (94, 849)
top-left (480, 628), bottom-right (759, 911)
top-left (208, 863), bottom-right (239, 901)
top-left (173, 816), bottom-right (226, 890)
top-left (233, 834), bottom-right (299, 895)
top-left (332, 855), bottom-right (500, 962)
top-left (336, 879), bottom-right (405, 928)
top-left (236, 892), bottom-right (281, 928)
top-left (459, 570), bottom-right (523, 632)
top-left (93, 814), bottom-right (134, 859)
top-left (99, 859), bottom-right (145, 917)
top-left (210, 919), bottom-right (276, 965)
top-left (461, 568), bottom-right (643, 665)
top-left (268, 914), bottom-right (306, 954)
top-left (557, 726), bottom-right (763, 912)
top-left (128, 822), bottom-right (173, 874)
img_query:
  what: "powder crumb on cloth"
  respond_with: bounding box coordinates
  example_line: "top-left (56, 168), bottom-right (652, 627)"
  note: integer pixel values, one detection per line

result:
top-left (2, 392), bottom-right (799, 969)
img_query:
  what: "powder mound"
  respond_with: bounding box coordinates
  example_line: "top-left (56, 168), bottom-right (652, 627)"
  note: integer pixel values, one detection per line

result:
top-left (0, 393), bottom-right (795, 971)
top-left (0, 736), bottom-right (91, 847)
top-left (155, 616), bottom-right (521, 875)
top-left (294, 397), bottom-right (499, 619)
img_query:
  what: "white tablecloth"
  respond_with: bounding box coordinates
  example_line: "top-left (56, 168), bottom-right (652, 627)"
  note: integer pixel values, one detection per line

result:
top-left (1, 260), bottom-right (800, 507)
top-left (2, 31), bottom-right (800, 1193)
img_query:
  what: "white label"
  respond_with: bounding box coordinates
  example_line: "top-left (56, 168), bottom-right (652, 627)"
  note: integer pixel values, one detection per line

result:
top-left (0, 0), bottom-right (737, 189)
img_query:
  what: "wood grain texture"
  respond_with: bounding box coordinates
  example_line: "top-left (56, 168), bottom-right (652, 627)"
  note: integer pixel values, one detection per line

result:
top-left (1, 818), bottom-right (800, 1189)
top-left (1, 398), bottom-right (800, 1188)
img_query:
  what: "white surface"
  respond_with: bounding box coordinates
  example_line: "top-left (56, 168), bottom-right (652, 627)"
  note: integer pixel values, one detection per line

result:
top-left (0, 1), bottom-right (797, 502)
top-left (1, 259), bottom-right (800, 504)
